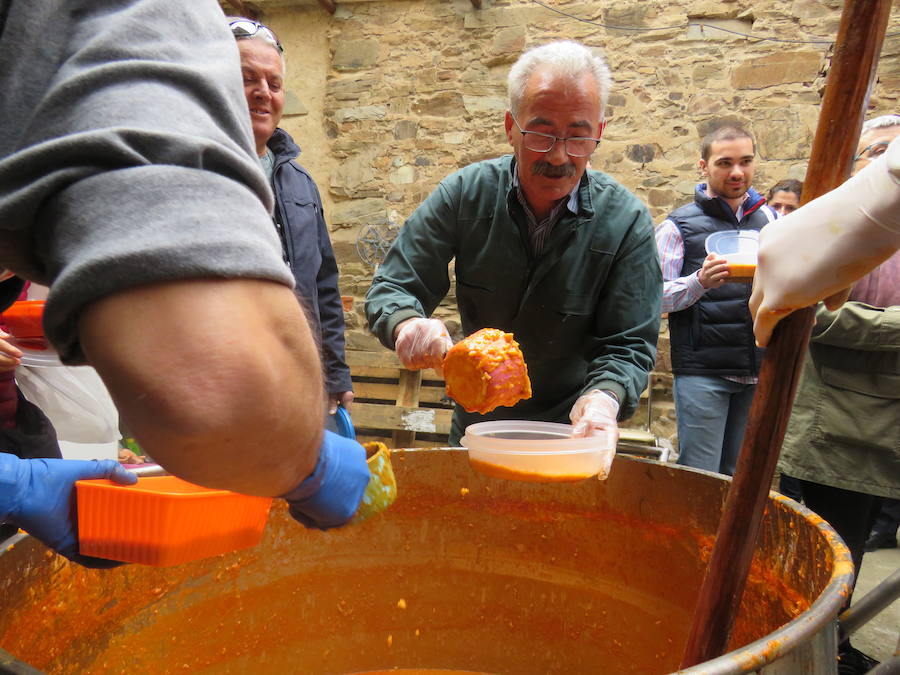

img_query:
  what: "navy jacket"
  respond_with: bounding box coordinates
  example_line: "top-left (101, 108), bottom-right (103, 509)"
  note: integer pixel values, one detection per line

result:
top-left (667, 185), bottom-right (775, 376)
top-left (268, 129), bottom-right (352, 395)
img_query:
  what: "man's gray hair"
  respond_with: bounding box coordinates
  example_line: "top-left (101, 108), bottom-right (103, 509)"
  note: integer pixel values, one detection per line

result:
top-left (507, 41), bottom-right (612, 119)
top-left (226, 16), bottom-right (286, 74)
top-left (862, 114), bottom-right (900, 134)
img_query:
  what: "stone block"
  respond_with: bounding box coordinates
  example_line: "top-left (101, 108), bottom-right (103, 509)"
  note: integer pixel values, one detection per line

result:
top-left (686, 1), bottom-right (740, 19)
top-left (790, 0), bottom-right (831, 20)
top-left (329, 197), bottom-right (389, 229)
top-left (327, 76), bottom-right (379, 102)
top-left (731, 51), bottom-right (822, 90)
top-left (648, 188), bottom-right (679, 208)
top-left (626, 144), bottom-right (658, 164)
top-left (393, 120), bottom-right (418, 140)
top-left (692, 62), bottom-right (723, 86)
top-left (332, 39), bottom-right (380, 71)
top-left (754, 108), bottom-right (815, 161)
top-left (604, 5), bottom-right (647, 28)
top-left (443, 131), bottom-right (467, 145)
top-left (695, 115), bottom-right (750, 139)
top-left (333, 105), bottom-right (388, 124)
top-left (412, 91), bottom-right (467, 117)
top-left (283, 91), bottom-right (308, 117)
top-left (462, 95), bottom-right (506, 115)
top-left (489, 26), bottom-right (526, 64)
top-left (642, 176), bottom-right (669, 188)
top-left (685, 18), bottom-right (753, 40)
top-left (390, 165), bottom-right (417, 185)
top-left (463, 5), bottom-right (546, 28)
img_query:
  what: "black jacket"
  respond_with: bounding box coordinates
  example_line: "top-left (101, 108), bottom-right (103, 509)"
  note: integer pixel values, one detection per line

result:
top-left (268, 129), bottom-right (352, 395)
top-left (667, 186), bottom-right (774, 376)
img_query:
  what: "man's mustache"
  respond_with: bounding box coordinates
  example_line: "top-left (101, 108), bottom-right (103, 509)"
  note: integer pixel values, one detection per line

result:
top-left (532, 161), bottom-right (577, 178)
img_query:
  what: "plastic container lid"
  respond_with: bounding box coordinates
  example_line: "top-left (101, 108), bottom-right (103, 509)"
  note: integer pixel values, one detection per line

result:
top-left (76, 476), bottom-right (273, 566)
top-left (17, 346), bottom-right (63, 368)
top-left (704, 230), bottom-right (759, 264)
top-left (460, 420), bottom-right (616, 482)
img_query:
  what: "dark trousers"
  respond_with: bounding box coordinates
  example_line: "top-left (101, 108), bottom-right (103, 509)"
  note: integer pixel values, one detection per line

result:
top-left (796, 478), bottom-right (882, 598)
top-left (870, 497), bottom-right (900, 538)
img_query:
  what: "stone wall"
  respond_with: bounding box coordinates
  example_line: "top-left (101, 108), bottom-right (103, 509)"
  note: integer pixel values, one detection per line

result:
top-left (250, 0), bottom-right (900, 443)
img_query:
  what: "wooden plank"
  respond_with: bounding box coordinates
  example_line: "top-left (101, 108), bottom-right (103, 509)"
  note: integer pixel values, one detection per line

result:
top-left (350, 365), bottom-right (404, 379)
top-left (353, 381), bottom-right (450, 406)
top-left (345, 349), bottom-right (404, 370)
top-left (352, 402), bottom-right (453, 435)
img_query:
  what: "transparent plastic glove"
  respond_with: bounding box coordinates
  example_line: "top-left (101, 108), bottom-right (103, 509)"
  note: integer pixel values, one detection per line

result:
top-left (0, 454), bottom-right (137, 568)
top-left (393, 317), bottom-right (453, 371)
top-left (750, 137), bottom-right (900, 347)
top-left (282, 430), bottom-right (370, 531)
top-left (569, 389), bottom-right (621, 441)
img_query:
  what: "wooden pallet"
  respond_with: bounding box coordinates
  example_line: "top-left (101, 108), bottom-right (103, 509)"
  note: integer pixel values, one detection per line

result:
top-left (346, 348), bottom-right (453, 448)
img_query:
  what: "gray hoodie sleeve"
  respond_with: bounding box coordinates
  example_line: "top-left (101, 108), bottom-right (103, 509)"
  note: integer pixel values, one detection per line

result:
top-left (0, 0), bottom-right (293, 362)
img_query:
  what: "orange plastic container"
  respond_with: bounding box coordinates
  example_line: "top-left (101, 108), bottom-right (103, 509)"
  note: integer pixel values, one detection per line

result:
top-left (0, 300), bottom-right (48, 349)
top-left (76, 476), bottom-right (273, 567)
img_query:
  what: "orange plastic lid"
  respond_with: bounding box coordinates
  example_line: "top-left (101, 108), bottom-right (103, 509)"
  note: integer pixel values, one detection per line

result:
top-left (76, 476), bottom-right (273, 567)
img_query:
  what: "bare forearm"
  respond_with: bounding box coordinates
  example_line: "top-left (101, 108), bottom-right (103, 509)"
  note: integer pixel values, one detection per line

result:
top-left (79, 279), bottom-right (323, 496)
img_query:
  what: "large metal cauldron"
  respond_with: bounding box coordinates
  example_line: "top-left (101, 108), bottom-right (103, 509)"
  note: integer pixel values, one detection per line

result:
top-left (0, 449), bottom-right (852, 674)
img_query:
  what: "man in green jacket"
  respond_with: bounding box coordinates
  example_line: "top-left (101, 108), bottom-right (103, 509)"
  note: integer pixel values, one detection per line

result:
top-left (365, 40), bottom-right (662, 445)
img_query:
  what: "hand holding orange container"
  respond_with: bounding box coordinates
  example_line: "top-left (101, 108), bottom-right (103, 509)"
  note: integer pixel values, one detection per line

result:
top-left (705, 230), bottom-right (760, 283)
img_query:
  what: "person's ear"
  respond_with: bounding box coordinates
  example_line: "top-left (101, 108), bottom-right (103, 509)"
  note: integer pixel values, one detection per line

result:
top-left (698, 158), bottom-right (708, 177)
top-left (505, 111), bottom-right (515, 146)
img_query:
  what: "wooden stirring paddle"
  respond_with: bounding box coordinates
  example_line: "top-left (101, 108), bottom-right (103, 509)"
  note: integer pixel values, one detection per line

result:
top-left (680, 0), bottom-right (894, 666)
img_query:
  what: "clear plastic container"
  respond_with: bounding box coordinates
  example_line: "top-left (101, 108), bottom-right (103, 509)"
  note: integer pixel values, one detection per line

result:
top-left (705, 230), bottom-right (760, 282)
top-left (460, 420), bottom-right (616, 482)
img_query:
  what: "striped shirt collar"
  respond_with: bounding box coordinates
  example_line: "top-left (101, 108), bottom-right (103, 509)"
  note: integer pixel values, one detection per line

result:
top-left (511, 160), bottom-right (581, 255)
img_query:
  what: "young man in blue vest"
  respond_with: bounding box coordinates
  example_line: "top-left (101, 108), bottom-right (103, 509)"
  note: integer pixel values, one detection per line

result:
top-left (656, 126), bottom-right (777, 475)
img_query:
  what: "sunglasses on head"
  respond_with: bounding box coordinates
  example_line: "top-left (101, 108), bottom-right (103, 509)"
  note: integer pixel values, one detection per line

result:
top-left (229, 18), bottom-right (283, 53)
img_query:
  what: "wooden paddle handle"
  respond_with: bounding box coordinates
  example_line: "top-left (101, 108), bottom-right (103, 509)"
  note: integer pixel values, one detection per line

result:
top-left (680, 0), bottom-right (893, 667)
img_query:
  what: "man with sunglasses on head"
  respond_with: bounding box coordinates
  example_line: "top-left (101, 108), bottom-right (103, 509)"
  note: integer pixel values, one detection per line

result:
top-left (0, 0), bottom-right (370, 566)
top-left (366, 40), bottom-right (662, 446)
top-left (228, 17), bottom-right (353, 426)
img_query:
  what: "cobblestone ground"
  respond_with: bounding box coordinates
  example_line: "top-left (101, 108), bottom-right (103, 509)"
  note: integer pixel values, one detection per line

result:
top-left (853, 542), bottom-right (900, 663)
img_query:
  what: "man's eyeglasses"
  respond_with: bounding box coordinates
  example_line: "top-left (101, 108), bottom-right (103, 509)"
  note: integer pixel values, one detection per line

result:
top-left (853, 140), bottom-right (890, 162)
top-left (510, 115), bottom-right (604, 157)
top-left (229, 18), bottom-right (283, 53)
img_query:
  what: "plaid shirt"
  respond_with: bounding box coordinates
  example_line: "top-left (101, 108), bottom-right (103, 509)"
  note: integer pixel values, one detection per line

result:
top-left (512, 169), bottom-right (579, 256)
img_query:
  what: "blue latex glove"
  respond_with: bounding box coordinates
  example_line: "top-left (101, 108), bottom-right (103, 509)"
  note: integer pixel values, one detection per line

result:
top-left (282, 430), bottom-right (370, 530)
top-left (0, 453), bottom-right (137, 568)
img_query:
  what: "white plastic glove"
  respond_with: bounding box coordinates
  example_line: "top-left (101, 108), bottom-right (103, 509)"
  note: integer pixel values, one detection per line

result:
top-left (750, 136), bottom-right (900, 347)
top-left (393, 317), bottom-right (453, 371)
top-left (569, 389), bottom-right (621, 441)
